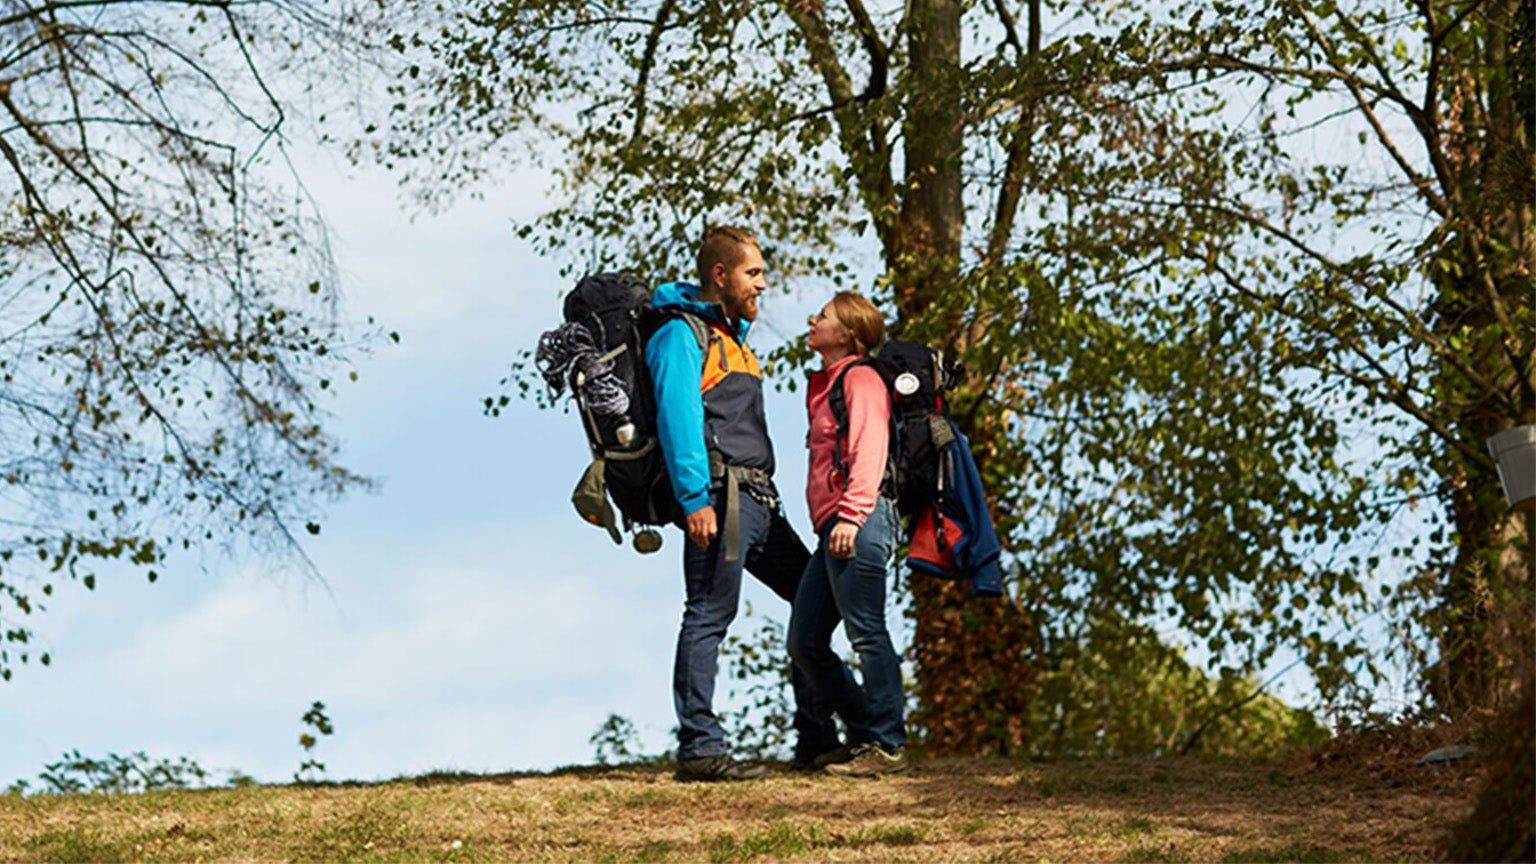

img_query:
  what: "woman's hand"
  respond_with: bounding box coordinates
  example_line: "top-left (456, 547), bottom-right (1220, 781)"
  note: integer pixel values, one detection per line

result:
top-left (829, 520), bottom-right (859, 559)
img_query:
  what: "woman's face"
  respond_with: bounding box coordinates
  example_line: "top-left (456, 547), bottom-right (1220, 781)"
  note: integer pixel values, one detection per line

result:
top-left (807, 301), bottom-right (851, 355)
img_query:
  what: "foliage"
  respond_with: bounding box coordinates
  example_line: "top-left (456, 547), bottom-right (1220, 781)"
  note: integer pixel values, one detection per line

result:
top-left (385, 0), bottom-right (1532, 747)
top-left (718, 605), bottom-right (796, 761)
top-left (1105, 0), bottom-right (1535, 715)
top-left (4, 750), bottom-right (249, 796)
top-left (588, 712), bottom-right (644, 765)
top-left (295, 700), bottom-right (335, 783)
top-left (1028, 615), bottom-right (1328, 758)
top-left (0, 0), bottom-right (388, 679)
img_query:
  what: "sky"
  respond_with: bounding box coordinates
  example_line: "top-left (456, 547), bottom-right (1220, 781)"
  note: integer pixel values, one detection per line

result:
top-left (0, 146), bottom-right (863, 787)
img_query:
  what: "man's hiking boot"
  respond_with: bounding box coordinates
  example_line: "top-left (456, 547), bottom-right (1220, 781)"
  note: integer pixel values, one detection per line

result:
top-left (789, 743), bottom-right (858, 773)
top-left (674, 755), bottom-right (768, 783)
top-left (823, 743), bottom-right (909, 778)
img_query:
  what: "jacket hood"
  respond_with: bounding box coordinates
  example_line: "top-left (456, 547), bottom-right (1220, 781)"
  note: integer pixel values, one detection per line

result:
top-left (652, 281), bottom-right (751, 340)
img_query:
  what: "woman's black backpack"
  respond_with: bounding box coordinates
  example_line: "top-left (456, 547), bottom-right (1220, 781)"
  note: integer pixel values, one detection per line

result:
top-left (827, 338), bottom-right (961, 521)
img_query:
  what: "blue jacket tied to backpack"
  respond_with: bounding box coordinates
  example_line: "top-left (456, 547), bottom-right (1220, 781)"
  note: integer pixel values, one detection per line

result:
top-left (645, 281), bottom-right (775, 517)
top-left (942, 427), bottom-right (1003, 596)
top-left (906, 425), bottom-right (1003, 598)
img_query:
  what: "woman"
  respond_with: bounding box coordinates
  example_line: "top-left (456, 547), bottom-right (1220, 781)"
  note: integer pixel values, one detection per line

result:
top-left (787, 290), bottom-right (908, 777)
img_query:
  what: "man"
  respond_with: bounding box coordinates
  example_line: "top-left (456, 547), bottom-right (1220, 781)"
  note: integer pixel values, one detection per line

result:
top-left (646, 225), bottom-right (843, 781)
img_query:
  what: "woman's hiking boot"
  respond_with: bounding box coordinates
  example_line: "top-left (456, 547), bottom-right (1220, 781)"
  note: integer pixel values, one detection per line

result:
top-left (674, 755), bottom-right (768, 783)
top-left (823, 743), bottom-right (909, 777)
top-left (789, 743), bottom-right (858, 773)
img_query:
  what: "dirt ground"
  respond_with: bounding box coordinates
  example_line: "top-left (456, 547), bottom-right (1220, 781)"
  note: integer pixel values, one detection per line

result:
top-left (0, 755), bottom-right (1483, 862)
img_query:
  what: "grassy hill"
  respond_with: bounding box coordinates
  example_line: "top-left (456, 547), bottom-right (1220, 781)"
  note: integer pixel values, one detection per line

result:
top-left (1, 755), bottom-right (1478, 862)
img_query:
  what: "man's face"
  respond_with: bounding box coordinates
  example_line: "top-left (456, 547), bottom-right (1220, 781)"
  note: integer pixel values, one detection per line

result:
top-left (712, 243), bottom-right (767, 323)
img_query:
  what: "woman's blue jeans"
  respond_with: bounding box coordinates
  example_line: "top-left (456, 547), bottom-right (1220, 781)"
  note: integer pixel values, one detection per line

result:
top-left (787, 497), bottom-right (906, 750)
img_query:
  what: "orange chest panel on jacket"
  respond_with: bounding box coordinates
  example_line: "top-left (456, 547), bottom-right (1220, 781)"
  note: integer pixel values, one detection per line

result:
top-left (700, 325), bottom-right (762, 393)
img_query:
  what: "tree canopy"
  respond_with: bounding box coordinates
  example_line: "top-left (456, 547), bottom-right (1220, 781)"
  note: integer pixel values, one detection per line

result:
top-left (0, 0), bottom-right (386, 676)
top-left (385, 0), bottom-right (1532, 748)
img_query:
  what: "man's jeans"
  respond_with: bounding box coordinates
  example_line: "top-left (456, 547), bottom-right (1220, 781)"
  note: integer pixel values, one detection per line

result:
top-left (674, 489), bottom-right (840, 761)
top-left (787, 497), bottom-right (906, 750)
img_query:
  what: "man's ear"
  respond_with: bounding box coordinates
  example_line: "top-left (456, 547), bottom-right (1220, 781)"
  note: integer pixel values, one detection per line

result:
top-left (710, 261), bottom-right (727, 292)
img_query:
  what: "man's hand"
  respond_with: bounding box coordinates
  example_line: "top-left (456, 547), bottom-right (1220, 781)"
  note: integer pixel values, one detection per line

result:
top-left (686, 505), bottom-right (719, 549)
top-left (828, 521), bottom-right (859, 559)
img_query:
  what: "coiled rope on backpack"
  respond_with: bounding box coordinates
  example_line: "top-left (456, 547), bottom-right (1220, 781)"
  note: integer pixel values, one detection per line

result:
top-left (535, 322), bottom-right (631, 417)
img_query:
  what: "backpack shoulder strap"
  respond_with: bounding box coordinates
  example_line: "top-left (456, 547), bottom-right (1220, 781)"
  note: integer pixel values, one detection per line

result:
top-left (645, 307), bottom-right (719, 374)
top-left (648, 307), bottom-right (712, 351)
top-left (674, 310), bottom-right (723, 375)
top-left (827, 358), bottom-right (876, 424)
top-left (828, 357), bottom-right (882, 482)
top-left (673, 310), bottom-right (713, 353)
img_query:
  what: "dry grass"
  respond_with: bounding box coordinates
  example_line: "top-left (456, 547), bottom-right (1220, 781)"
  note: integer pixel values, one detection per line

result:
top-left (0, 756), bottom-right (1481, 862)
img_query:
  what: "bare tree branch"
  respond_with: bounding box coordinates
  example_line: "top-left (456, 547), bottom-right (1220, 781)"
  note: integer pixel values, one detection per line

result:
top-left (984, 0), bottom-right (1039, 266)
top-left (780, 0), bottom-right (898, 254)
top-left (1294, 7), bottom-right (1451, 218)
top-left (627, 0), bottom-right (677, 148)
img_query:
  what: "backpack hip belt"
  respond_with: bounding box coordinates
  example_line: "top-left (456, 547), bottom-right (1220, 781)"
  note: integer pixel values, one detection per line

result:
top-left (707, 451), bottom-right (775, 563)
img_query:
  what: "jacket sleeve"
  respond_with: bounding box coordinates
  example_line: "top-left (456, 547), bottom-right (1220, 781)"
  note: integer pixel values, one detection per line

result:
top-left (645, 318), bottom-right (712, 515)
top-left (835, 364), bottom-right (891, 527)
top-left (945, 429), bottom-right (1003, 597)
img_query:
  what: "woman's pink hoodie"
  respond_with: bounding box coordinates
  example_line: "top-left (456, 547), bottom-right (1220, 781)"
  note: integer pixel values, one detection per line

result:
top-left (805, 354), bottom-right (892, 532)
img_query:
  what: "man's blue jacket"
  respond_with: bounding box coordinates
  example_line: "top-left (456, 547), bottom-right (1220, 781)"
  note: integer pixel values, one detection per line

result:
top-left (644, 281), bottom-right (774, 517)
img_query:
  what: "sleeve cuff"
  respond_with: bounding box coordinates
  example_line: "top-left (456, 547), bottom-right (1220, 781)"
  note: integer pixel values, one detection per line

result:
top-left (679, 489), bottom-right (712, 515)
top-left (835, 507), bottom-right (869, 528)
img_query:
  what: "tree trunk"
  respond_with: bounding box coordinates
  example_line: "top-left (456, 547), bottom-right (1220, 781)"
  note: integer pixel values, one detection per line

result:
top-left (1433, 441), bottom-right (1535, 715)
top-left (894, 0), bottom-right (1038, 755)
top-left (1427, 0), bottom-right (1535, 713)
top-left (893, 0), bottom-right (963, 305)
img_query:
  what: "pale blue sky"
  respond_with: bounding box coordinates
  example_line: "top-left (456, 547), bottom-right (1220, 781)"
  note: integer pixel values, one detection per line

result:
top-left (0, 146), bottom-right (857, 786)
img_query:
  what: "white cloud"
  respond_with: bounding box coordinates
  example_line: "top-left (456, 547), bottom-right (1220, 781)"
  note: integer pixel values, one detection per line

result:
top-left (72, 533), bottom-right (676, 779)
top-left (6, 560), bottom-right (673, 783)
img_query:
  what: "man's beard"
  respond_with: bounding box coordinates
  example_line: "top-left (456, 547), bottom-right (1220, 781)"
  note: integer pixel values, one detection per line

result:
top-left (723, 293), bottom-right (756, 323)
